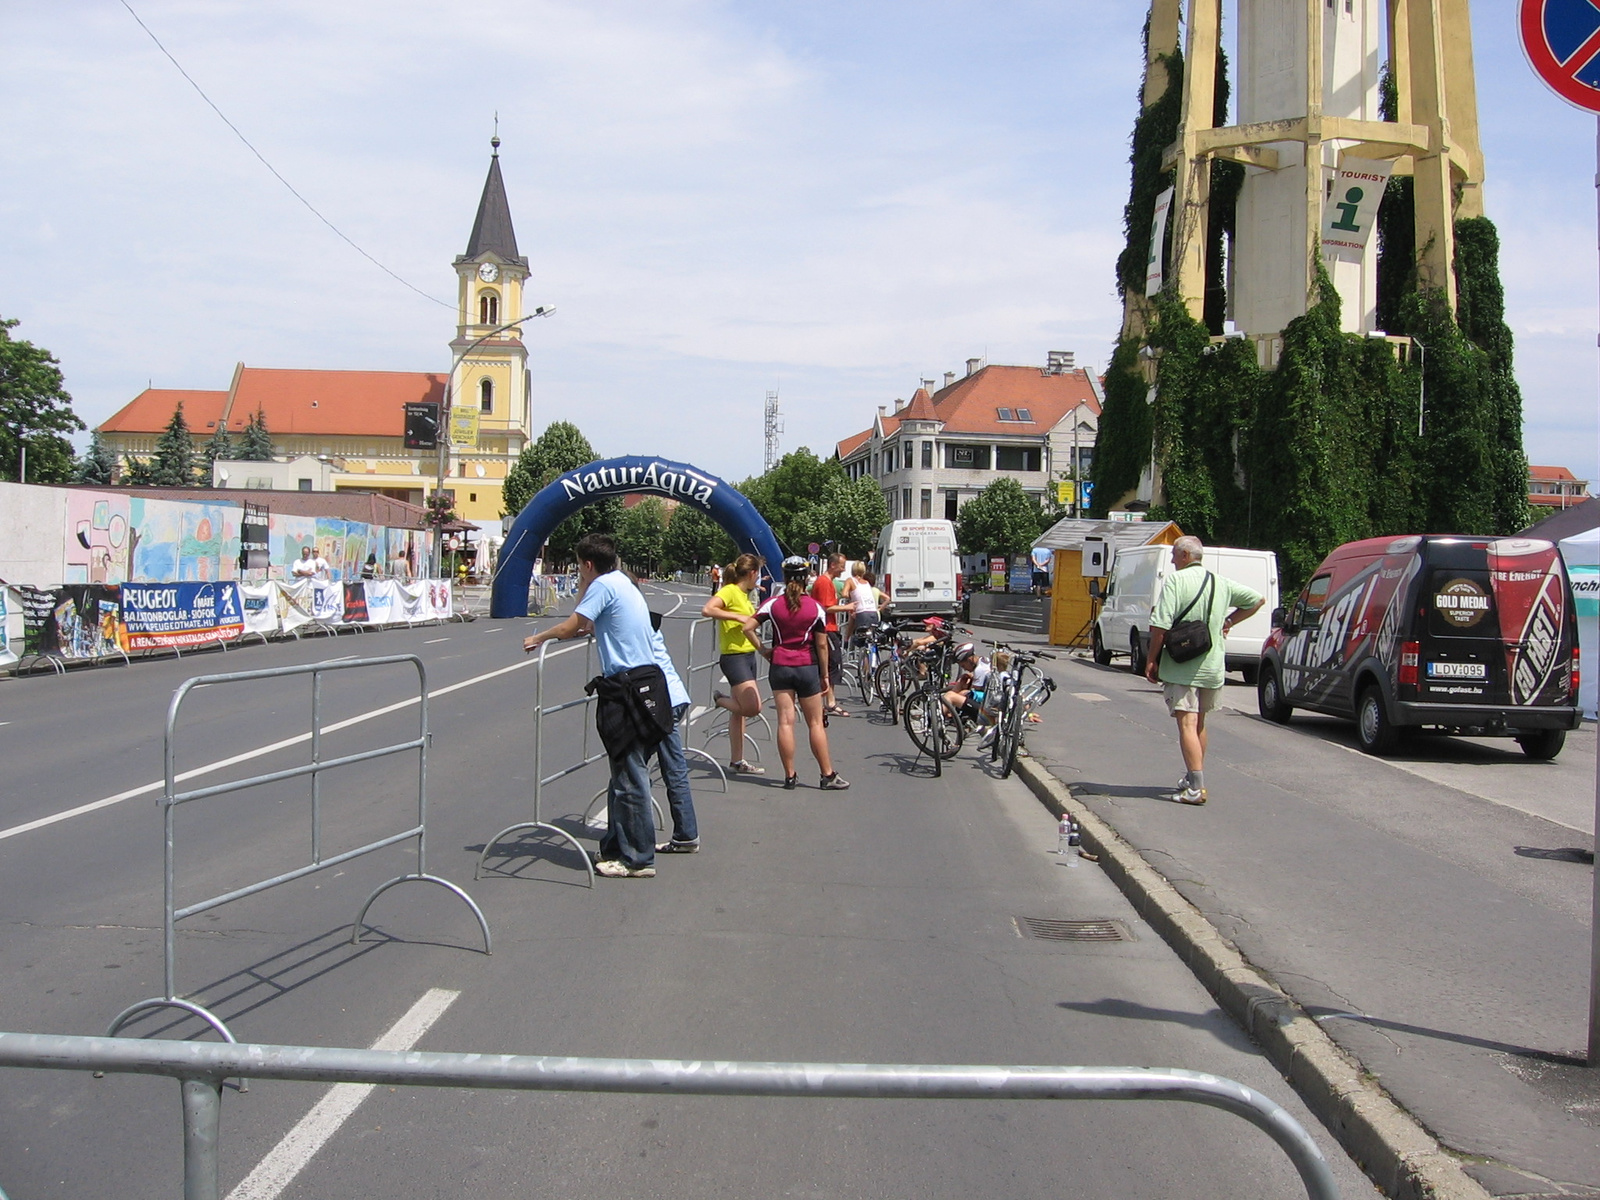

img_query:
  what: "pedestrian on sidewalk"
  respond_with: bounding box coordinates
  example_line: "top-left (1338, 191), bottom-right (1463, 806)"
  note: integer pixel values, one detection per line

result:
top-left (703, 553), bottom-right (766, 776)
top-left (812, 552), bottom-right (852, 718)
top-left (524, 533), bottom-right (695, 877)
top-left (1144, 535), bottom-right (1263, 805)
top-left (757, 556), bottom-right (849, 791)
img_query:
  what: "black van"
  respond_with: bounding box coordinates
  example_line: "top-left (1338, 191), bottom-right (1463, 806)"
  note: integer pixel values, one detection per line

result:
top-left (1257, 535), bottom-right (1581, 757)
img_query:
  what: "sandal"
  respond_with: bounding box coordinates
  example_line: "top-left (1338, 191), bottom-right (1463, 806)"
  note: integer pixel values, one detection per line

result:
top-left (824, 704), bottom-right (851, 718)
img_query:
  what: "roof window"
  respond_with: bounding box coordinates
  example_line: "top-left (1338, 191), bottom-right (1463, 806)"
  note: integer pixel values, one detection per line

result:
top-left (996, 407), bottom-right (1014, 421)
top-left (1016, 408), bottom-right (1033, 422)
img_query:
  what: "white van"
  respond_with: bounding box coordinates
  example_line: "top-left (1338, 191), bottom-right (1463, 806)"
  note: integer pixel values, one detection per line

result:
top-left (874, 519), bottom-right (961, 617)
top-left (1092, 544), bottom-right (1279, 681)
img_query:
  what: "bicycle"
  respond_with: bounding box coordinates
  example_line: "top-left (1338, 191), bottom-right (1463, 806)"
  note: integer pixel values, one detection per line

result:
top-left (900, 631), bottom-right (969, 776)
top-left (984, 643), bottom-right (1057, 778)
top-left (852, 620), bottom-right (900, 712)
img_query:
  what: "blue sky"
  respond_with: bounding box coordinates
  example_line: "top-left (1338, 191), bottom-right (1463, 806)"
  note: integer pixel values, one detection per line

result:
top-left (0, 1), bottom-right (1593, 486)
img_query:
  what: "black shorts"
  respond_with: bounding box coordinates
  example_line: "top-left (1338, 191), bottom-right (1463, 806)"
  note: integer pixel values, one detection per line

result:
top-left (769, 662), bottom-right (823, 698)
top-left (825, 630), bottom-right (843, 686)
top-left (720, 651), bottom-right (759, 686)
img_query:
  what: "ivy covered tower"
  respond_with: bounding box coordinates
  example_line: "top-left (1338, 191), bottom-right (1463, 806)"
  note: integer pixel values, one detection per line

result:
top-left (1093, 0), bottom-right (1530, 589)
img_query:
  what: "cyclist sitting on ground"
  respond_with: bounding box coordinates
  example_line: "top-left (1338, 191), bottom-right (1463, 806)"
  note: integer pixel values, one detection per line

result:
top-left (941, 643), bottom-right (991, 724)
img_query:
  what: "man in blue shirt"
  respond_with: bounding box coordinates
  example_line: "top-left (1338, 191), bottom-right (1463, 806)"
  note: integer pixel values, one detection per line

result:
top-left (524, 534), bottom-right (696, 876)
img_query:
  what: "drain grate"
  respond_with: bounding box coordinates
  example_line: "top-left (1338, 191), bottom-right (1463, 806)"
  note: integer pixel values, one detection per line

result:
top-left (1016, 917), bottom-right (1134, 942)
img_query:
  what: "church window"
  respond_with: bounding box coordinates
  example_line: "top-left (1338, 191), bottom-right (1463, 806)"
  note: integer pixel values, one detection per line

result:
top-left (479, 290), bottom-right (499, 325)
top-left (480, 378), bottom-right (494, 414)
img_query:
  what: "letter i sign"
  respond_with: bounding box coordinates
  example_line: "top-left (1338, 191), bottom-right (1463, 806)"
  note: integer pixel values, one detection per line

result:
top-left (1521, 0), bottom-right (1600, 113)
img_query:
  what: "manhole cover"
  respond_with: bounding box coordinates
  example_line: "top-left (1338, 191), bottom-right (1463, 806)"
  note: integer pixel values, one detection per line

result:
top-left (1016, 917), bottom-right (1133, 942)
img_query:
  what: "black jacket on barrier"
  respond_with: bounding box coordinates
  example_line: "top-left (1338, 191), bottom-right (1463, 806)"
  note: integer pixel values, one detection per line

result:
top-left (585, 664), bottom-right (675, 761)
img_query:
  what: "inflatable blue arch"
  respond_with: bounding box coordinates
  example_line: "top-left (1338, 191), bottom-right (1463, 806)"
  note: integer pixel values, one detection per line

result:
top-left (490, 455), bottom-right (785, 617)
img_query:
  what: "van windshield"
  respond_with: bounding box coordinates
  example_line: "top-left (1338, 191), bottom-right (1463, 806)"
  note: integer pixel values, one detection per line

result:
top-left (1426, 569), bottom-right (1498, 638)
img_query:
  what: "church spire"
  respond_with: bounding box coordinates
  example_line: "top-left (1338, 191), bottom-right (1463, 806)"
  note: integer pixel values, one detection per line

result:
top-left (463, 132), bottom-right (523, 265)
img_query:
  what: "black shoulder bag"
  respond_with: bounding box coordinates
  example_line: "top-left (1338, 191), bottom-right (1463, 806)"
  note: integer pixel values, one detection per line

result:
top-left (1162, 572), bottom-right (1216, 664)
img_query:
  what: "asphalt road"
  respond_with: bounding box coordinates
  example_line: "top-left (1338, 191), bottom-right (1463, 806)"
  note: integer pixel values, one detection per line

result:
top-left (1014, 644), bottom-right (1600, 1198)
top-left (0, 584), bottom-right (1379, 1200)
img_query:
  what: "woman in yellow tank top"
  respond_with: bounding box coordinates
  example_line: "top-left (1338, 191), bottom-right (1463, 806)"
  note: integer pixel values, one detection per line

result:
top-left (701, 554), bottom-right (765, 774)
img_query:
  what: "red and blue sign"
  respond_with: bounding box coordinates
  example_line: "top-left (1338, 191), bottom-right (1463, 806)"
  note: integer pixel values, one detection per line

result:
top-left (1522, 0), bottom-right (1600, 112)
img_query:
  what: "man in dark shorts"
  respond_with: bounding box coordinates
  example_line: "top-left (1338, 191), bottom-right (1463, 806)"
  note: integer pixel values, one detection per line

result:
top-left (811, 552), bottom-right (851, 717)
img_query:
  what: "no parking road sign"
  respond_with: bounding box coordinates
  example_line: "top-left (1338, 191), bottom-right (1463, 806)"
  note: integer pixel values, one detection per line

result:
top-left (1521, 0), bottom-right (1600, 112)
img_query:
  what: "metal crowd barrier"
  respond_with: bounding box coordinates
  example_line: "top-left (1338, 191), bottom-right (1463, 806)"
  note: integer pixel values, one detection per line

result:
top-left (476, 638), bottom-right (605, 885)
top-left (106, 655), bottom-right (492, 1053)
top-left (0, 1030), bottom-right (1341, 1200)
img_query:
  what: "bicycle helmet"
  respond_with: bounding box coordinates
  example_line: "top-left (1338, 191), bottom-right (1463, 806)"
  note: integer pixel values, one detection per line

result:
top-left (954, 641), bottom-right (977, 662)
top-left (781, 555), bottom-right (810, 580)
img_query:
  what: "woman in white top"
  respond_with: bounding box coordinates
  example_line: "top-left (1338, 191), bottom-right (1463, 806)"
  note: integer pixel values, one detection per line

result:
top-left (842, 562), bottom-right (887, 644)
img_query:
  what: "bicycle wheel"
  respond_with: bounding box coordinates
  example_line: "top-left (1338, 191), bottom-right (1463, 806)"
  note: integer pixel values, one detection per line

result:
top-left (999, 691), bottom-right (1024, 778)
top-left (858, 646), bottom-right (878, 706)
top-left (902, 691), bottom-right (966, 764)
top-left (988, 685), bottom-right (1010, 762)
top-left (876, 660), bottom-right (900, 722)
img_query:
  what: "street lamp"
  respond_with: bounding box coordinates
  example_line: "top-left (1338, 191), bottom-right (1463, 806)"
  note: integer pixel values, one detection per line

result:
top-left (432, 307), bottom-right (555, 577)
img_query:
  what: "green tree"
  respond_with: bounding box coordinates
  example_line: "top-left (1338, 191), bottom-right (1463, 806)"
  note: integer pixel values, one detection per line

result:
top-left (237, 409), bottom-right (275, 461)
top-left (662, 504), bottom-right (735, 571)
top-left (200, 426), bottom-right (233, 485)
top-left (796, 477), bottom-right (890, 558)
top-left (501, 420), bottom-right (622, 564)
top-left (0, 316), bottom-right (84, 483)
top-left (738, 448), bottom-right (847, 552)
top-left (616, 497), bottom-right (669, 575)
top-left (75, 430), bottom-right (119, 485)
top-left (149, 401), bottom-right (197, 486)
top-left (955, 477), bottom-right (1046, 556)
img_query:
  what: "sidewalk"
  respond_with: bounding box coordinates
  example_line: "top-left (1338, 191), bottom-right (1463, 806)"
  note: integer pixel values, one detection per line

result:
top-left (970, 627), bottom-right (1600, 1200)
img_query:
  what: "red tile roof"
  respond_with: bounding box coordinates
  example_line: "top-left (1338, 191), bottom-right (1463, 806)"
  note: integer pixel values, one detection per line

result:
top-left (99, 389), bottom-right (228, 434)
top-left (835, 364), bottom-right (1100, 457)
top-left (1528, 464), bottom-right (1579, 482)
top-left (99, 368), bottom-right (449, 438)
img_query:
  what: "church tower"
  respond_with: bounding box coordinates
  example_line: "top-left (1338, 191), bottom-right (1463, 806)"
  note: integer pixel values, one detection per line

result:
top-left (447, 134), bottom-right (534, 521)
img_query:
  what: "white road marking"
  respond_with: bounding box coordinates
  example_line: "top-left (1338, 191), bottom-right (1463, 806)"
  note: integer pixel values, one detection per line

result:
top-left (1071, 692), bottom-right (1110, 703)
top-left (225, 987), bottom-right (459, 1200)
top-left (0, 642), bottom-right (586, 844)
top-left (422, 637), bottom-right (451, 644)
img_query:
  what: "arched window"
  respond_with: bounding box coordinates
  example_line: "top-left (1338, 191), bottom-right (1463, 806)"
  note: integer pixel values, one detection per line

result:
top-left (479, 290), bottom-right (499, 325)
top-left (479, 378), bottom-right (494, 414)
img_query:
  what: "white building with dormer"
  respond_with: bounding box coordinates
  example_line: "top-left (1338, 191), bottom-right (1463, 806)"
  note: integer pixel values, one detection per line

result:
top-left (834, 354), bottom-right (1102, 522)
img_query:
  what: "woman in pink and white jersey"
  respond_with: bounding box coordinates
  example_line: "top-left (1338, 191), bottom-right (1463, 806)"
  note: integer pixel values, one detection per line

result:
top-left (757, 556), bottom-right (850, 791)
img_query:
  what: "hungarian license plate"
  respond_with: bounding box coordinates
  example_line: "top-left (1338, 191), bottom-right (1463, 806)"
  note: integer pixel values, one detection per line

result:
top-left (1427, 661), bottom-right (1486, 679)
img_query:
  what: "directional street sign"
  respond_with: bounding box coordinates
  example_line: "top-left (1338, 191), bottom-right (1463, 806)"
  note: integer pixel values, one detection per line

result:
top-left (1521, 0), bottom-right (1600, 112)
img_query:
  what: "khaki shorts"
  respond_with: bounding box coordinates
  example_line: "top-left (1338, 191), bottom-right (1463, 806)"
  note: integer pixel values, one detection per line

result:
top-left (1163, 682), bottom-right (1220, 716)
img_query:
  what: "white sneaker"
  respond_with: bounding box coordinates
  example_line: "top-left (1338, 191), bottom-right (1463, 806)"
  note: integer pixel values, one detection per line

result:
top-left (594, 859), bottom-right (656, 878)
top-left (729, 760), bottom-right (766, 776)
top-left (1168, 785), bottom-right (1207, 806)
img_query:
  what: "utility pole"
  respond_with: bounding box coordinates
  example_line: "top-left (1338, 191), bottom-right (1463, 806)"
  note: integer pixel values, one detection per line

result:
top-left (763, 390), bottom-right (783, 473)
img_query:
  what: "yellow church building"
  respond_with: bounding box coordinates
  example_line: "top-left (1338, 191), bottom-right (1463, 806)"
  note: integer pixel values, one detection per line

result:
top-left (98, 138), bottom-right (539, 526)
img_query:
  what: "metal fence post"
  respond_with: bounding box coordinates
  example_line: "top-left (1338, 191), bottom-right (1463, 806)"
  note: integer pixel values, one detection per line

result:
top-left (180, 1075), bottom-right (223, 1200)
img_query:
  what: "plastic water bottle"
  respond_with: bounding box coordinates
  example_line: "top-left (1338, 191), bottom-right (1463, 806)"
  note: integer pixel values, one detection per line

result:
top-left (1066, 823), bottom-right (1081, 868)
top-left (1058, 815), bottom-right (1074, 857)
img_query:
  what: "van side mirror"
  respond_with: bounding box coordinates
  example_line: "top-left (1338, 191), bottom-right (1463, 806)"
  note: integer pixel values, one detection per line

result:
top-left (1270, 606), bottom-right (1287, 629)
top-left (1087, 578), bottom-right (1103, 599)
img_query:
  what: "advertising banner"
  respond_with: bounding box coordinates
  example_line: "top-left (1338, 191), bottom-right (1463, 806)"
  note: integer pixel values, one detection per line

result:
top-left (450, 405), bottom-right (481, 447)
top-left (988, 556), bottom-right (1007, 591)
top-left (343, 582), bottom-right (370, 624)
top-left (427, 580), bottom-right (454, 620)
top-left (18, 585), bottom-right (61, 657)
top-left (1008, 557), bottom-right (1034, 594)
top-left (120, 582), bottom-right (244, 650)
top-left (0, 587), bottom-right (20, 667)
top-left (1320, 157), bottom-right (1393, 260)
top-left (396, 581), bottom-right (429, 623)
top-left (310, 581), bottom-right (344, 625)
top-left (364, 579), bottom-right (399, 625)
top-left (1145, 186), bottom-right (1174, 296)
top-left (276, 579), bottom-right (315, 633)
top-left (240, 584), bottom-right (278, 638)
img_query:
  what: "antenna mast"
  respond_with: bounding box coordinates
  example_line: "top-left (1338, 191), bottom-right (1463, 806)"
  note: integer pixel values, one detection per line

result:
top-left (763, 389), bottom-right (783, 473)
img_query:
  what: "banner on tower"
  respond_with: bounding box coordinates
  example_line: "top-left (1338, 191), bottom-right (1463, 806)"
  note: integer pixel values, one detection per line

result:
top-left (1320, 157), bottom-right (1392, 260)
top-left (450, 405), bottom-right (481, 447)
top-left (1145, 186), bottom-right (1175, 296)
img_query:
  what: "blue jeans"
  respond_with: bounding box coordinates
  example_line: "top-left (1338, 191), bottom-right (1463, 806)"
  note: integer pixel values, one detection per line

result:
top-left (599, 742), bottom-right (657, 869)
top-left (652, 704), bottom-right (698, 844)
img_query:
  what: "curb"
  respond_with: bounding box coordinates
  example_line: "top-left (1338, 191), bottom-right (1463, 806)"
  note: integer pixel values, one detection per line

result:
top-left (1015, 754), bottom-right (1492, 1200)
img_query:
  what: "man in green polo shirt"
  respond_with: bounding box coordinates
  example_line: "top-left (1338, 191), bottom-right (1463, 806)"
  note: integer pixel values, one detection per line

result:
top-left (1144, 536), bottom-right (1264, 805)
